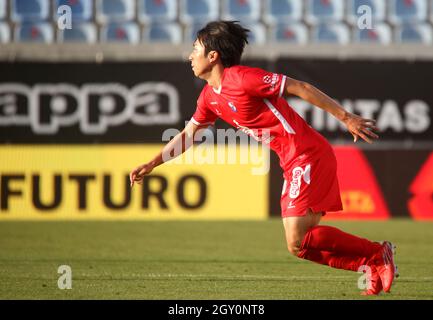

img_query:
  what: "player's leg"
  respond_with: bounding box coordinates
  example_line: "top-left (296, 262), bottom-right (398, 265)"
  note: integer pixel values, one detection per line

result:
top-left (282, 208), bottom-right (322, 256)
top-left (282, 209), bottom-right (394, 294)
top-left (281, 151), bottom-right (396, 293)
top-left (283, 210), bottom-right (380, 266)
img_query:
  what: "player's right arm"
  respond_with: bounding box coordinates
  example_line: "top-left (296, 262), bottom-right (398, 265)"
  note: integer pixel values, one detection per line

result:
top-left (130, 86), bottom-right (217, 187)
top-left (129, 120), bottom-right (201, 187)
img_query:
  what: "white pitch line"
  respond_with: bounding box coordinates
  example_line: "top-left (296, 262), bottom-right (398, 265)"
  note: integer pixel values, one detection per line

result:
top-left (143, 273), bottom-right (352, 280)
top-left (138, 273), bottom-right (433, 281)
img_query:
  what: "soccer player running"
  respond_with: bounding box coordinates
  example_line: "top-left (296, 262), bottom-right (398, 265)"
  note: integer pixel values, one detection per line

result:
top-left (130, 21), bottom-right (397, 295)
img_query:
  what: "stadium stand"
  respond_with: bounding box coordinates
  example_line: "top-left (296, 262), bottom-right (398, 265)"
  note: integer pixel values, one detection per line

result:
top-left (0, 0), bottom-right (432, 45)
top-left (100, 21), bottom-right (140, 43)
top-left (138, 0), bottom-right (177, 24)
top-left (143, 22), bottom-right (182, 43)
top-left (311, 23), bottom-right (350, 44)
top-left (388, 0), bottom-right (428, 25)
top-left (54, 0), bottom-right (93, 22)
top-left (395, 22), bottom-right (432, 43)
top-left (263, 0), bottom-right (303, 24)
top-left (270, 22), bottom-right (308, 43)
top-left (353, 22), bottom-right (392, 44)
top-left (179, 0), bottom-right (219, 24)
top-left (221, 0), bottom-right (261, 23)
top-left (96, 0), bottom-right (135, 24)
top-left (0, 0), bottom-right (6, 20)
top-left (184, 21), bottom-right (204, 42)
top-left (15, 22), bottom-right (53, 42)
top-left (0, 22), bottom-right (10, 42)
top-left (243, 21), bottom-right (266, 44)
top-left (11, 0), bottom-right (50, 22)
top-left (431, 0), bottom-right (433, 24)
top-left (346, 0), bottom-right (386, 25)
top-left (305, 0), bottom-right (345, 25)
top-left (58, 22), bottom-right (97, 42)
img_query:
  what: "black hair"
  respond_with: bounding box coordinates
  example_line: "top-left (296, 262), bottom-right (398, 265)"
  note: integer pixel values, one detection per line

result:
top-left (196, 21), bottom-right (250, 68)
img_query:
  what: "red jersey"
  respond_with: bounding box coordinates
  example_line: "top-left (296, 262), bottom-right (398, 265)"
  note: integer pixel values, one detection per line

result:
top-left (191, 65), bottom-right (332, 173)
top-left (191, 65), bottom-right (343, 217)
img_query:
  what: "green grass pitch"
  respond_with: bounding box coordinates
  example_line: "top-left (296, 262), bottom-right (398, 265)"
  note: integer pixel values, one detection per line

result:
top-left (0, 219), bottom-right (432, 300)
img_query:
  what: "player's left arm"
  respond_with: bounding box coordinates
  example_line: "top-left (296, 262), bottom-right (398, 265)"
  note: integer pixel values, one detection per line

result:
top-left (283, 76), bottom-right (379, 143)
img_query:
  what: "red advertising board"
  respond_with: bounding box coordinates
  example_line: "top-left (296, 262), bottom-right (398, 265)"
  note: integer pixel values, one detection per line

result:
top-left (324, 146), bottom-right (391, 220)
top-left (408, 153), bottom-right (433, 220)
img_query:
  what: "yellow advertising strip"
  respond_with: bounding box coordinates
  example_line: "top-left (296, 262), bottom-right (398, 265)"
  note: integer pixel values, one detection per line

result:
top-left (0, 145), bottom-right (268, 220)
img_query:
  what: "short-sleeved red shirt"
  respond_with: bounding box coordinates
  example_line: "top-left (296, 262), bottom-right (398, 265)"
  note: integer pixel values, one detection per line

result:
top-left (191, 65), bottom-right (332, 171)
top-left (191, 65), bottom-right (342, 216)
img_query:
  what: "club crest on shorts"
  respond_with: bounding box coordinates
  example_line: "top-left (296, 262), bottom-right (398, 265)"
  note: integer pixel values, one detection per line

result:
top-left (289, 164), bottom-right (311, 199)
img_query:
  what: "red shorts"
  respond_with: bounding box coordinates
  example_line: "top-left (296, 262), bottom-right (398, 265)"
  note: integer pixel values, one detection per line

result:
top-left (280, 149), bottom-right (343, 218)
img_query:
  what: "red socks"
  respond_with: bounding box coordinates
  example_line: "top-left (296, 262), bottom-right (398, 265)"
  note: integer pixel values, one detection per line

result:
top-left (297, 249), bottom-right (369, 272)
top-left (297, 225), bottom-right (381, 272)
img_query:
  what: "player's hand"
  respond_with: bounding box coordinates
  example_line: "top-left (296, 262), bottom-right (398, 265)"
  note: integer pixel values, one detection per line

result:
top-left (129, 163), bottom-right (154, 188)
top-left (343, 113), bottom-right (379, 144)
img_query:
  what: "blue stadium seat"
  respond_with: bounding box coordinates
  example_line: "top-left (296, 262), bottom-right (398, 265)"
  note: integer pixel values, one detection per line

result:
top-left (395, 23), bottom-right (432, 43)
top-left (54, 0), bottom-right (93, 22)
top-left (15, 22), bottom-right (53, 42)
top-left (180, 0), bottom-right (219, 24)
top-left (243, 22), bottom-right (266, 44)
top-left (143, 23), bottom-right (182, 43)
top-left (184, 22), bottom-right (204, 42)
top-left (346, 0), bottom-right (386, 25)
top-left (101, 22), bottom-right (140, 43)
top-left (263, 0), bottom-right (303, 24)
top-left (271, 23), bottom-right (308, 43)
top-left (389, 0), bottom-right (427, 25)
top-left (58, 22), bottom-right (97, 43)
top-left (222, 0), bottom-right (261, 22)
top-left (96, 0), bottom-right (135, 23)
top-left (138, 0), bottom-right (178, 23)
top-left (431, 0), bottom-right (433, 24)
top-left (311, 23), bottom-right (350, 44)
top-left (0, 22), bottom-right (10, 42)
top-left (353, 22), bottom-right (392, 44)
top-left (305, 0), bottom-right (345, 25)
top-left (0, 0), bottom-right (6, 20)
top-left (11, 0), bottom-right (49, 22)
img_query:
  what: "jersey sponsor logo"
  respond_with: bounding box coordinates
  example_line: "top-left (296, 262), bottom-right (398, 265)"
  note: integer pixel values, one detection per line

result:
top-left (232, 119), bottom-right (275, 144)
top-left (214, 108), bottom-right (222, 115)
top-left (0, 82), bottom-right (180, 134)
top-left (289, 164), bottom-right (311, 199)
top-left (228, 102), bottom-right (237, 112)
top-left (263, 73), bottom-right (279, 91)
top-left (263, 75), bottom-right (272, 84)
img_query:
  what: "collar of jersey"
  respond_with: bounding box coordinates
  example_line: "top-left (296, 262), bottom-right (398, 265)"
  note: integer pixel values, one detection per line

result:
top-left (212, 85), bottom-right (222, 94)
top-left (211, 67), bottom-right (227, 95)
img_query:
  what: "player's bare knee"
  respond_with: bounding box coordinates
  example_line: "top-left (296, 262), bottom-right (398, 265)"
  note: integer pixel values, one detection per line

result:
top-left (287, 240), bottom-right (302, 256)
